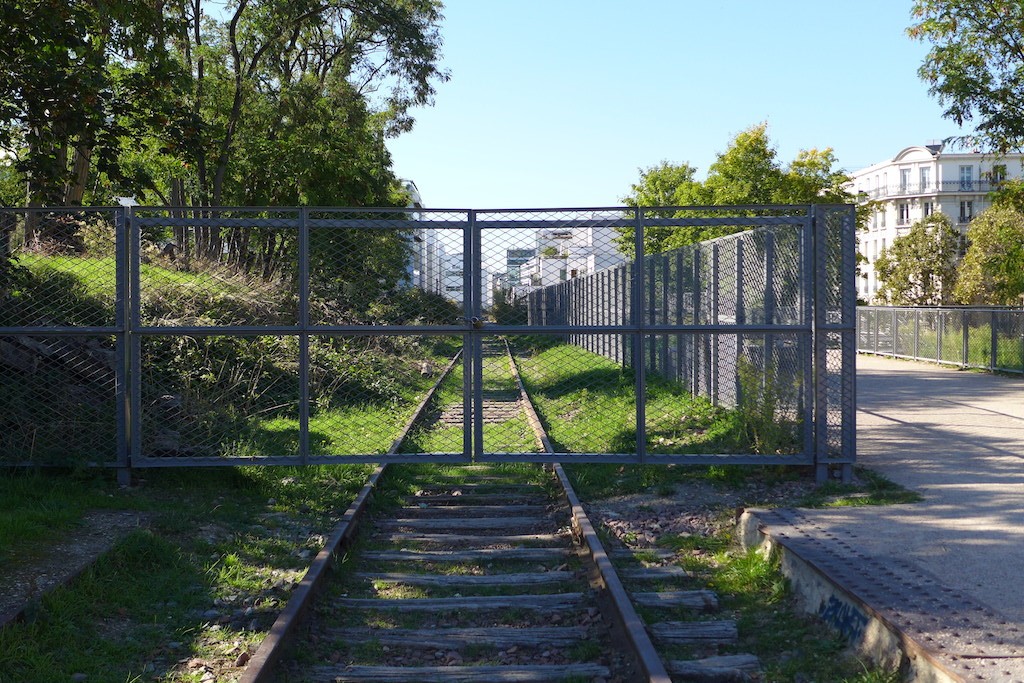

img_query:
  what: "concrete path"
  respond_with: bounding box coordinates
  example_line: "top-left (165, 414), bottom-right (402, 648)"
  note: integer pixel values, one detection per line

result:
top-left (743, 355), bottom-right (1024, 682)
top-left (856, 354), bottom-right (1024, 623)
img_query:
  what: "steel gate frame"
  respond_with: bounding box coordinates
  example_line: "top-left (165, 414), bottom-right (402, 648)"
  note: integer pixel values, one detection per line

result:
top-left (0, 205), bottom-right (855, 481)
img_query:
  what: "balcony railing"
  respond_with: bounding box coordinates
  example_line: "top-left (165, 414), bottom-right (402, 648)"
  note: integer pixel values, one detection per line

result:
top-left (858, 179), bottom-right (1007, 200)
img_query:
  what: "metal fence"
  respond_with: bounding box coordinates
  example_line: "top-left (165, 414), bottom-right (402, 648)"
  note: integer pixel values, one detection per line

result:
top-left (858, 306), bottom-right (1024, 373)
top-left (0, 205), bottom-right (855, 480)
top-left (528, 206), bottom-right (857, 480)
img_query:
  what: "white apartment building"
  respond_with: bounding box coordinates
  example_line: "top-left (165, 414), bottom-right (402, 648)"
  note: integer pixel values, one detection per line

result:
top-left (850, 143), bottom-right (1024, 301)
top-left (515, 224), bottom-right (624, 295)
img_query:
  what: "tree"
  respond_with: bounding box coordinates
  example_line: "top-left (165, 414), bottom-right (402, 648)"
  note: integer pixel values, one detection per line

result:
top-left (909, 1), bottom-right (1024, 153)
top-left (619, 124), bottom-right (858, 256)
top-left (0, 0), bottom-right (448, 211)
top-left (874, 213), bottom-right (961, 305)
top-left (702, 123), bottom-right (782, 206)
top-left (0, 1), bottom-right (183, 210)
top-left (953, 205), bottom-right (1024, 304)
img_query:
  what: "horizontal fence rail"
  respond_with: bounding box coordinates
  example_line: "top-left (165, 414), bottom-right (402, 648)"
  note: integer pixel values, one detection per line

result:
top-left (857, 306), bottom-right (1024, 374)
top-left (0, 205), bottom-right (856, 480)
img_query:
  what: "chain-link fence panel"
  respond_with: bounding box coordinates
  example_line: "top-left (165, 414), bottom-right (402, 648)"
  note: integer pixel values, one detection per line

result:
top-left (136, 334), bottom-right (300, 464)
top-left (313, 334), bottom-right (464, 458)
top-left (508, 332), bottom-right (637, 458)
top-left (0, 333), bottom-right (120, 466)
top-left (523, 206), bottom-right (851, 472)
top-left (1, 208), bottom-right (123, 466)
top-left (644, 332), bottom-right (809, 462)
top-left (308, 209), bottom-right (469, 327)
top-left (994, 310), bottom-right (1024, 372)
top-left (893, 308), bottom-right (917, 358)
top-left (134, 209), bottom-right (300, 328)
top-left (481, 208), bottom-right (632, 333)
top-left (1, 208), bottom-right (121, 328)
top-left (915, 309), bottom-right (939, 360)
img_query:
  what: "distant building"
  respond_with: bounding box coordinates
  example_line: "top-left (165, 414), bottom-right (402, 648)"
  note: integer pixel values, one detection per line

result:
top-left (514, 223), bottom-right (624, 295)
top-left (849, 143), bottom-right (1024, 301)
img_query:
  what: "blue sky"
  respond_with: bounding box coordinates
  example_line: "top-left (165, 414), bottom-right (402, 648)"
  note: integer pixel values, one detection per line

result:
top-left (386, 1), bottom-right (964, 209)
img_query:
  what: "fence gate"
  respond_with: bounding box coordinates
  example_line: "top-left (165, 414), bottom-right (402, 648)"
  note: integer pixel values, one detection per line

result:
top-left (0, 205), bottom-right (855, 481)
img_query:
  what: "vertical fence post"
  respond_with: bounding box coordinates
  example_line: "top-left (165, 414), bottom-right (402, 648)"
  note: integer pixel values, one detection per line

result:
top-left (115, 206), bottom-right (131, 485)
top-left (692, 248), bottom-right (703, 397)
top-left (873, 308), bottom-right (879, 354)
top-left (129, 205), bottom-right (143, 471)
top-left (811, 206), bottom-right (829, 483)
top-left (801, 211), bottom-right (815, 468)
top-left (675, 251), bottom-right (685, 384)
top-left (632, 208), bottom-right (646, 463)
top-left (647, 250), bottom-right (656, 374)
top-left (891, 307), bottom-right (898, 356)
top-left (711, 243), bottom-right (720, 406)
top-left (937, 310), bottom-right (944, 363)
top-left (991, 309), bottom-right (998, 372)
top-left (962, 309), bottom-right (969, 368)
top-left (661, 253), bottom-right (670, 378)
top-left (464, 211), bottom-right (476, 461)
top-left (917, 307), bottom-right (925, 358)
top-left (763, 232), bottom-right (776, 386)
top-left (298, 208), bottom-right (310, 465)
top-left (734, 238), bottom-right (745, 405)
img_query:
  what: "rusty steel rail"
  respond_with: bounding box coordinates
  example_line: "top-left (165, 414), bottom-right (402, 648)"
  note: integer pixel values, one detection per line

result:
top-left (239, 350), bottom-right (461, 683)
top-left (242, 341), bottom-right (674, 682)
top-left (508, 340), bottom-right (672, 682)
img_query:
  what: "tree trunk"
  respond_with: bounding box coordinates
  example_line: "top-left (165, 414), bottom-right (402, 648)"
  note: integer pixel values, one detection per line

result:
top-left (63, 144), bottom-right (93, 205)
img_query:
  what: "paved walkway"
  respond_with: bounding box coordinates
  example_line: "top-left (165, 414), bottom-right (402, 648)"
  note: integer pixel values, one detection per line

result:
top-left (747, 355), bottom-right (1024, 682)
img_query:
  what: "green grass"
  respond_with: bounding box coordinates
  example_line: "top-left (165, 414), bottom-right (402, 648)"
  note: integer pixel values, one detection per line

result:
top-left (795, 467), bottom-right (923, 507)
top-left (512, 341), bottom-right (800, 456)
top-left (400, 347), bottom-right (543, 455)
top-left (0, 470), bottom-right (134, 572)
top-left (0, 463), bottom-right (374, 682)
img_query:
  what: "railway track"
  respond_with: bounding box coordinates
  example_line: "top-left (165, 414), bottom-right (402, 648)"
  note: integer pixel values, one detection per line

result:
top-left (241, 339), bottom-right (761, 683)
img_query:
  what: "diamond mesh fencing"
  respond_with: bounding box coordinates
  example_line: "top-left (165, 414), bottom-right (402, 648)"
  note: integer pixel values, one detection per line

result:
top-left (858, 307), bottom-right (1024, 374)
top-left (1, 208), bottom-right (122, 466)
top-left (3, 205), bottom-right (855, 473)
top-left (524, 206), bottom-right (855, 471)
top-left (816, 206), bottom-right (857, 471)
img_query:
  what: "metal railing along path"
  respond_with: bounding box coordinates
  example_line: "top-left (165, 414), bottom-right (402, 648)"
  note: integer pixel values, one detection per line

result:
top-left (857, 306), bottom-right (1024, 374)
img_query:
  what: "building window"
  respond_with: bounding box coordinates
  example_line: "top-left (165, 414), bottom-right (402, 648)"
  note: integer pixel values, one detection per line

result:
top-left (881, 238), bottom-right (886, 254)
top-left (920, 166), bottom-right (931, 191)
top-left (959, 165), bottom-right (974, 191)
top-left (882, 172), bottom-right (888, 196)
top-left (959, 200), bottom-right (974, 223)
top-left (880, 210), bottom-right (886, 228)
top-left (899, 168), bottom-right (911, 193)
top-left (897, 203), bottom-right (910, 226)
top-left (991, 164), bottom-right (1007, 187)
top-left (923, 202), bottom-right (933, 217)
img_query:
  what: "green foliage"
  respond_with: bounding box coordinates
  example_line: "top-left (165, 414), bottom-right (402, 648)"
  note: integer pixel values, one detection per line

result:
top-left (0, 463), bottom-right (373, 681)
top-left (874, 213), bottom-right (961, 305)
top-left (954, 204), bottom-right (1024, 304)
top-left (490, 288), bottom-right (528, 325)
top-left (909, 1), bottom-right (1024, 153)
top-left (0, 0), bottom-right (448, 210)
top-left (736, 355), bottom-right (801, 455)
top-left (619, 124), bottom-right (858, 256)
